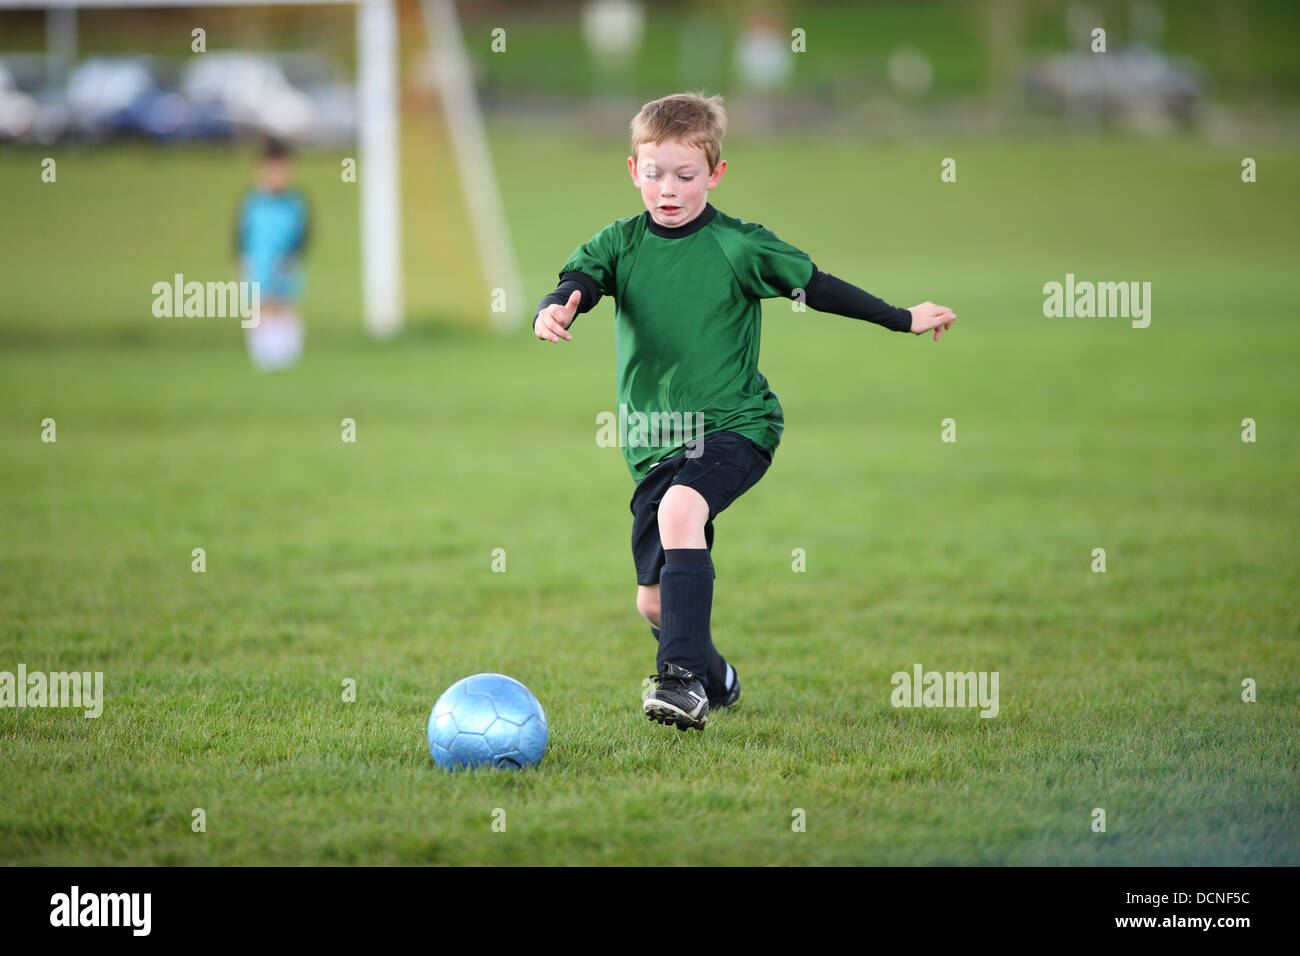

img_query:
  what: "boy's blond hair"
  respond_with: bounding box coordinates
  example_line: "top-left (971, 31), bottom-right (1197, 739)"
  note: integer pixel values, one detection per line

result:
top-left (630, 92), bottom-right (727, 173)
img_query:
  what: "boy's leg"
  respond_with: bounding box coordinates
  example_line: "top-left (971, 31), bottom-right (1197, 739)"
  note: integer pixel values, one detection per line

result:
top-left (634, 432), bottom-right (767, 727)
top-left (653, 431), bottom-right (772, 690)
top-left (246, 303), bottom-right (283, 370)
top-left (643, 490), bottom-right (719, 728)
top-left (655, 485), bottom-right (714, 680)
top-left (280, 308), bottom-right (304, 367)
top-left (640, 583), bottom-right (733, 700)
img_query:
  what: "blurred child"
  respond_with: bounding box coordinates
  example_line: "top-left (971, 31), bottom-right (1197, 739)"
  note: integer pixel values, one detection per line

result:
top-left (236, 137), bottom-right (310, 370)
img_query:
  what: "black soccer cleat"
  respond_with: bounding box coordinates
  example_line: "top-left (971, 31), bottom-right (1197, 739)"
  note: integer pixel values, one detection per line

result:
top-left (642, 662), bottom-right (709, 731)
top-left (708, 666), bottom-right (741, 710)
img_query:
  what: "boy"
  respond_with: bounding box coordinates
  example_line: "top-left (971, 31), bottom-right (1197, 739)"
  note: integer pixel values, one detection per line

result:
top-left (534, 93), bottom-right (955, 732)
top-left (235, 137), bottom-right (310, 371)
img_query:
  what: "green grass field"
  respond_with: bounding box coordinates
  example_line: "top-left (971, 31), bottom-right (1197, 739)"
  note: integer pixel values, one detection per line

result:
top-left (1, 126), bottom-right (1297, 865)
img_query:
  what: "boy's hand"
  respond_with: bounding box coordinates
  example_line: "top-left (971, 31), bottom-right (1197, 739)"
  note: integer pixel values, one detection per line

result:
top-left (534, 289), bottom-right (581, 343)
top-left (908, 302), bottom-right (957, 341)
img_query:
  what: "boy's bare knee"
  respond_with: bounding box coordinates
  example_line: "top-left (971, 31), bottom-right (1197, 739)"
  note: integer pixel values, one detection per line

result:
top-left (657, 485), bottom-right (709, 546)
top-left (636, 585), bottom-right (660, 628)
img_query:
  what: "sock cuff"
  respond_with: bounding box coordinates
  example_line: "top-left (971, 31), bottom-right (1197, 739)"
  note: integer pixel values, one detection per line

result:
top-left (660, 562), bottom-right (714, 582)
top-left (664, 547), bottom-right (712, 568)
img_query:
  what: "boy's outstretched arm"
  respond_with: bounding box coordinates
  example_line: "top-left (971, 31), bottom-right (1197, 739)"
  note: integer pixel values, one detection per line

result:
top-left (533, 271), bottom-right (601, 343)
top-left (803, 265), bottom-right (956, 341)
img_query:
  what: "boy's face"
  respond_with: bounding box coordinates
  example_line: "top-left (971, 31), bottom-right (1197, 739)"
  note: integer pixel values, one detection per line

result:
top-left (628, 139), bottom-right (726, 228)
top-left (259, 157), bottom-right (292, 192)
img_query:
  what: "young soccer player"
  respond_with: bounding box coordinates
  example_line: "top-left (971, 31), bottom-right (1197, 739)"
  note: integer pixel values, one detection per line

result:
top-left (534, 93), bottom-right (956, 732)
top-left (235, 137), bottom-right (310, 371)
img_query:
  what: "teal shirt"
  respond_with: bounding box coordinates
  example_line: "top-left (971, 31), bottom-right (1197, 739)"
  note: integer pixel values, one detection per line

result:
top-left (560, 203), bottom-right (813, 482)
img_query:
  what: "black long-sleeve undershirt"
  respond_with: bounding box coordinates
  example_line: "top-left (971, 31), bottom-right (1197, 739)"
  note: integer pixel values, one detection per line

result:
top-left (533, 264), bottom-right (912, 333)
top-left (802, 264), bottom-right (913, 332)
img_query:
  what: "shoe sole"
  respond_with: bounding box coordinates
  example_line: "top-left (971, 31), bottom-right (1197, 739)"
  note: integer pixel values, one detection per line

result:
top-left (643, 698), bottom-right (707, 732)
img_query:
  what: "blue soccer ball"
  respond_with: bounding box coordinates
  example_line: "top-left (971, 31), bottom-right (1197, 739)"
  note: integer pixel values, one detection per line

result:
top-left (427, 673), bottom-right (548, 771)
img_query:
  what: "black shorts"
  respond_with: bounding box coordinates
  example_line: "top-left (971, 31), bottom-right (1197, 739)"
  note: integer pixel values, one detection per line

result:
top-left (629, 430), bottom-right (774, 586)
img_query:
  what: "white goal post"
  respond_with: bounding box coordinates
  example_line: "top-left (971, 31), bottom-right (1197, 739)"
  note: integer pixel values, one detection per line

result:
top-left (419, 0), bottom-right (523, 333)
top-left (3, 0), bottom-right (524, 336)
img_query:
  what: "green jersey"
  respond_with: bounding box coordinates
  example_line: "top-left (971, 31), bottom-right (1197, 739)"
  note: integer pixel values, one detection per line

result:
top-left (560, 203), bottom-right (813, 482)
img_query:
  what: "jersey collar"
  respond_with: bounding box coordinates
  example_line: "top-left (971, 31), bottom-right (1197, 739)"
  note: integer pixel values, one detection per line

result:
top-left (644, 203), bottom-right (717, 239)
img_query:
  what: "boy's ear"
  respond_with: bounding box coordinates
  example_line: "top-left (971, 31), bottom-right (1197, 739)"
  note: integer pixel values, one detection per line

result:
top-left (708, 159), bottom-right (727, 189)
top-left (627, 155), bottom-right (638, 184)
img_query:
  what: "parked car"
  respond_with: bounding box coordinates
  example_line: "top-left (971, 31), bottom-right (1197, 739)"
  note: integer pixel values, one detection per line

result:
top-left (0, 61), bottom-right (38, 141)
top-left (65, 55), bottom-right (160, 141)
top-left (66, 55), bottom-right (231, 142)
top-left (0, 54), bottom-right (69, 144)
top-left (1024, 46), bottom-right (1206, 126)
top-left (279, 51), bottom-right (357, 145)
top-left (180, 51), bottom-right (315, 141)
top-left (6, 50), bottom-right (355, 146)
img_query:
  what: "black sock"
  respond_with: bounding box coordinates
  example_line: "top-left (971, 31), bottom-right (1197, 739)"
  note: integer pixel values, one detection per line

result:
top-left (657, 548), bottom-right (714, 680)
top-left (652, 623), bottom-right (728, 697)
top-left (705, 648), bottom-right (730, 698)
